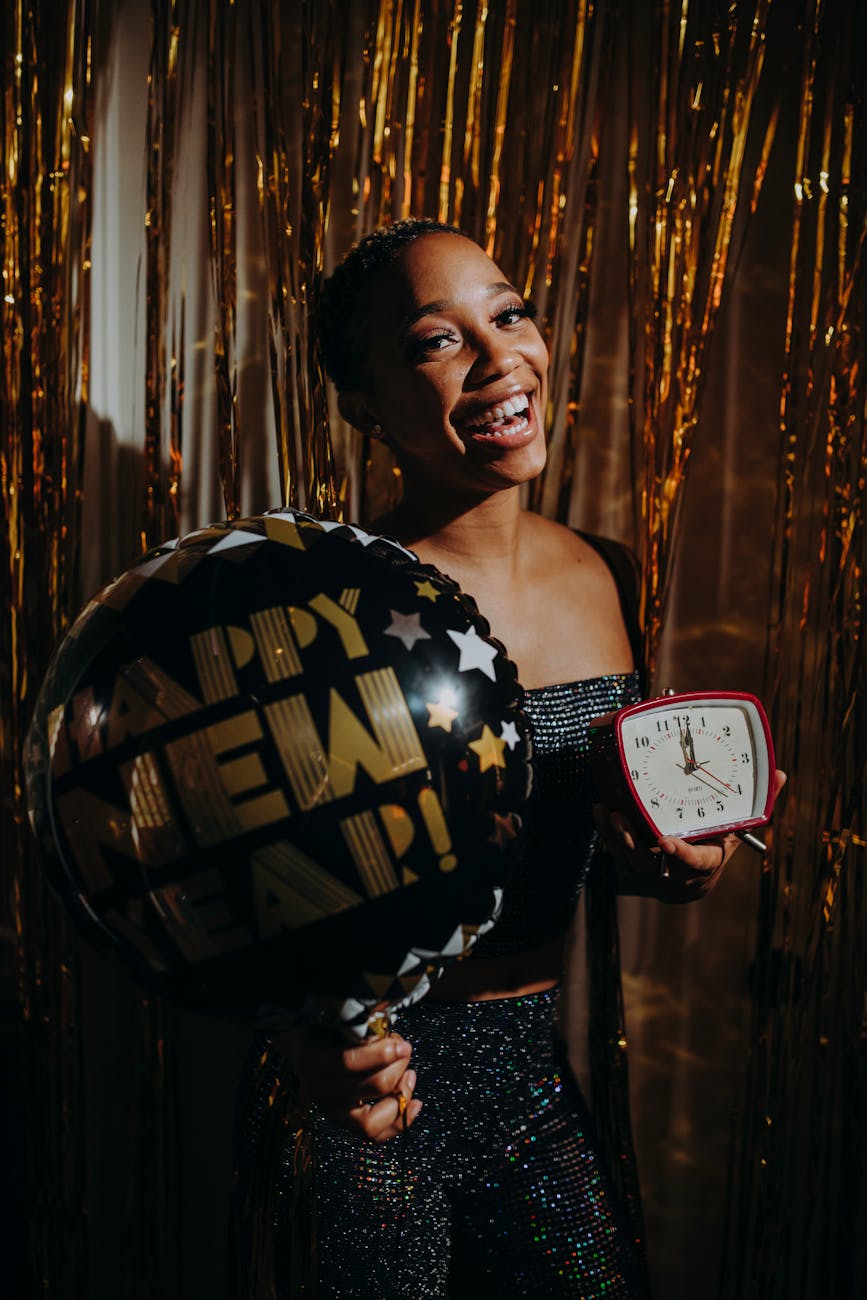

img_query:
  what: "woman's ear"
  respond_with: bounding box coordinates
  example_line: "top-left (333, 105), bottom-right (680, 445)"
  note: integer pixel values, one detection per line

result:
top-left (337, 391), bottom-right (383, 439)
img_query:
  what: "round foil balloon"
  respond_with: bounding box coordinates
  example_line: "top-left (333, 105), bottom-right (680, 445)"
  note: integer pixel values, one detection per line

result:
top-left (25, 510), bottom-right (531, 1037)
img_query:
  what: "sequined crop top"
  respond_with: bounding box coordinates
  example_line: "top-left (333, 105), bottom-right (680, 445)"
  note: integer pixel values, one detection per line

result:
top-left (471, 534), bottom-right (645, 959)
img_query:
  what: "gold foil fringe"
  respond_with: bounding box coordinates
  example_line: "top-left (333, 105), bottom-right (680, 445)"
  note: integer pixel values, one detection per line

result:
top-left (625, 0), bottom-right (775, 677)
top-left (720, 0), bottom-right (867, 1294)
top-left (1, 0), bottom-right (95, 1293)
top-left (3, 2), bottom-right (866, 1296)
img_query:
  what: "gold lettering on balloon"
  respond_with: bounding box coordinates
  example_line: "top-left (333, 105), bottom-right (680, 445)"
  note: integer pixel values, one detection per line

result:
top-left (418, 787), bottom-right (457, 872)
top-left (339, 811), bottom-right (399, 897)
top-left (189, 626), bottom-right (239, 703)
top-left (265, 695), bottom-right (333, 811)
top-left (287, 605), bottom-right (318, 650)
top-left (309, 592), bottom-right (369, 659)
top-left (54, 788), bottom-right (145, 892)
top-left (123, 656), bottom-right (203, 719)
top-left (227, 626), bottom-right (256, 671)
top-left (153, 867), bottom-right (252, 960)
top-left (252, 841), bottom-right (363, 935)
top-left (327, 668), bottom-right (426, 798)
top-left (121, 751), bottom-right (188, 864)
top-left (250, 605), bottom-right (303, 680)
top-left (67, 686), bottom-right (104, 761)
top-left (164, 711), bottom-right (290, 845)
top-left (219, 749), bottom-right (289, 830)
top-left (106, 657), bottom-right (200, 748)
top-left (378, 804), bottom-right (415, 858)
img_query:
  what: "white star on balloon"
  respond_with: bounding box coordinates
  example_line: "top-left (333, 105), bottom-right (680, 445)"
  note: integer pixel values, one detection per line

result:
top-left (384, 609), bottom-right (432, 652)
top-left (446, 626), bottom-right (498, 681)
top-left (500, 720), bottom-right (520, 750)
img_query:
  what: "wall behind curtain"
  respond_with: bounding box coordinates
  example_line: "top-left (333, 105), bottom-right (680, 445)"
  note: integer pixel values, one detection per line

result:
top-left (2, 1), bottom-right (863, 1297)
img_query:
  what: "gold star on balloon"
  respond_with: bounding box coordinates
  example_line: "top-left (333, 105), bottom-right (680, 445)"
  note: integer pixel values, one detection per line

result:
top-left (414, 578), bottom-right (440, 602)
top-left (426, 699), bottom-right (459, 732)
top-left (468, 724), bottom-right (508, 773)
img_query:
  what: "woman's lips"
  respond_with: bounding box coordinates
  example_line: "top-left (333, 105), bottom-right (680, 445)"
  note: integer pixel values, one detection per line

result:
top-left (460, 398), bottom-right (539, 450)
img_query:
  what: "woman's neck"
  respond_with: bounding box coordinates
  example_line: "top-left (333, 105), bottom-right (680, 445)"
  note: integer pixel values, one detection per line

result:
top-left (377, 482), bottom-right (525, 576)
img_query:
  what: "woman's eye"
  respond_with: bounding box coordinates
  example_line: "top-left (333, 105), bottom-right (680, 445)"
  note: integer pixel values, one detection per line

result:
top-left (409, 331), bottom-right (456, 359)
top-left (495, 300), bottom-right (537, 327)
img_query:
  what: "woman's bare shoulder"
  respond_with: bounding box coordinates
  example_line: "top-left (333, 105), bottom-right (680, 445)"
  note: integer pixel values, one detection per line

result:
top-left (519, 512), bottom-right (627, 578)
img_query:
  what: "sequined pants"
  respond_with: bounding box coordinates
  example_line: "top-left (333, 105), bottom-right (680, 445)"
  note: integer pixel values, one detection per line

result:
top-left (314, 989), bottom-right (645, 1299)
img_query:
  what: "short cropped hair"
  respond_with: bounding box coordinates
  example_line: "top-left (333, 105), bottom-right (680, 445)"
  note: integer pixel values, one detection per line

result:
top-left (317, 218), bottom-right (472, 393)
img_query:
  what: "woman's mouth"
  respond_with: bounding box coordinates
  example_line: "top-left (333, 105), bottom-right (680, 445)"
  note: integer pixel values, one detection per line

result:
top-left (461, 394), bottom-right (533, 441)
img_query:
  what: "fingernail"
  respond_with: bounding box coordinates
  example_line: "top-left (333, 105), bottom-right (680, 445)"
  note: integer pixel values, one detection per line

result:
top-left (404, 1069), bottom-right (417, 1093)
top-left (394, 1038), bottom-right (411, 1058)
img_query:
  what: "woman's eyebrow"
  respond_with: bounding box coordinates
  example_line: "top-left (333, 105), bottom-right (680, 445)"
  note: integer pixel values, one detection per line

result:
top-left (400, 281), bottom-right (518, 335)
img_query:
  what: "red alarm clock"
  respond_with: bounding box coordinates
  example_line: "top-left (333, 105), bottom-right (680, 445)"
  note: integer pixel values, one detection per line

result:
top-left (588, 691), bottom-right (776, 849)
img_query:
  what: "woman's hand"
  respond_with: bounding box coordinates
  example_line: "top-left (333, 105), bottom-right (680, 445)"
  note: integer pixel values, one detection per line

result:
top-left (596, 769), bottom-right (787, 903)
top-left (274, 1026), bottom-right (422, 1143)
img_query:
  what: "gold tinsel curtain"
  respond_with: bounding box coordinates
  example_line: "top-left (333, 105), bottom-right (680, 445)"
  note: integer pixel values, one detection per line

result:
top-left (1, 1), bottom-right (864, 1297)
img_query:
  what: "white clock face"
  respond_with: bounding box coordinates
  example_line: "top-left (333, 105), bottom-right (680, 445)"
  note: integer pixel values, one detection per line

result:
top-left (619, 699), bottom-right (769, 837)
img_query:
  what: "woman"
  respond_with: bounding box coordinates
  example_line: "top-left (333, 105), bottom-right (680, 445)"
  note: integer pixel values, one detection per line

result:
top-left (237, 219), bottom-right (781, 1299)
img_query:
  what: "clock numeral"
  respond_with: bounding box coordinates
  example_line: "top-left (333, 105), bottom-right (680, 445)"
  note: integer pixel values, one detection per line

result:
top-left (736, 783), bottom-right (742, 795)
top-left (650, 798), bottom-right (660, 809)
top-left (722, 725), bottom-right (731, 736)
top-left (716, 801), bottom-right (725, 812)
top-left (635, 736), bottom-right (650, 749)
top-left (740, 752), bottom-right (751, 764)
top-left (700, 715), bottom-right (707, 727)
top-left (630, 768), bottom-right (639, 780)
top-left (696, 806), bottom-right (706, 819)
top-left (676, 808), bottom-right (683, 820)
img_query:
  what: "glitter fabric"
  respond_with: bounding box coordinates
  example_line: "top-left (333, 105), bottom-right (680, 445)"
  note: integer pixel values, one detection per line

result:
top-left (313, 989), bottom-right (645, 1298)
top-left (471, 670), bottom-right (642, 958)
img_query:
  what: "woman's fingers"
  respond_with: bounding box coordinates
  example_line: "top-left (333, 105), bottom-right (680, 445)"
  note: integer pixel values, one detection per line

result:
top-left (658, 833), bottom-right (735, 875)
top-left (330, 1067), bottom-right (422, 1142)
top-left (296, 1031), bottom-right (411, 1099)
top-left (298, 1030), bottom-right (410, 1078)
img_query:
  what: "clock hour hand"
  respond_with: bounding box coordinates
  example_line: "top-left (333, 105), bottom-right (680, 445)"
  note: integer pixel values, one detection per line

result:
top-left (684, 719), bottom-right (697, 769)
top-left (677, 722), bottom-right (695, 773)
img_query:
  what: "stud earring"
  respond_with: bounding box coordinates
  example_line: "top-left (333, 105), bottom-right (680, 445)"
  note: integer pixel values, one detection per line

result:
top-left (370, 423), bottom-right (383, 438)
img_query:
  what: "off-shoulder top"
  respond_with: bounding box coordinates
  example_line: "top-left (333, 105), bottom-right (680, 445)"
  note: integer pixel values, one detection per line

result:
top-left (470, 534), bottom-right (644, 958)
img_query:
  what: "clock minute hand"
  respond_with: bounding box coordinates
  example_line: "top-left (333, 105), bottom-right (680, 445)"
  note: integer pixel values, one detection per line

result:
top-left (678, 766), bottom-right (732, 804)
top-left (693, 761), bottom-right (738, 794)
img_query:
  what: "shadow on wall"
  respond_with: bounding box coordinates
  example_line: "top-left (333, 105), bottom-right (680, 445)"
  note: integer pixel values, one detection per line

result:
top-left (30, 413), bottom-right (255, 1300)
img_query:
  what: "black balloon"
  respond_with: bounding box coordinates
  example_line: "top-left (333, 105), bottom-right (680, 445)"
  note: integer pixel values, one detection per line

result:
top-left (25, 510), bottom-right (531, 1036)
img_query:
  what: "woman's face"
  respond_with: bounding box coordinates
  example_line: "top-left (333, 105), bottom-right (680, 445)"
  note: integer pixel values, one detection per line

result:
top-left (348, 233), bottom-right (549, 497)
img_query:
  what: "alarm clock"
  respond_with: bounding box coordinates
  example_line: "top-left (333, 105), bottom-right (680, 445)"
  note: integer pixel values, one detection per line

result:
top-left (588, 691), bottom-right (776, 847)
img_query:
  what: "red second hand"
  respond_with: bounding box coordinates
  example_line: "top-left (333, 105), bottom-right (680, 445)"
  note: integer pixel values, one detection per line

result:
top-left (695, 761), bottom-right (737, 793)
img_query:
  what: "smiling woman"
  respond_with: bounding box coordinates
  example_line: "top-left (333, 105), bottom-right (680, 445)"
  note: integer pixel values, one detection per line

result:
top-left (320, 223), bottom-right (549, 506)
top-left (235, 219), bottom-right (767, 1300)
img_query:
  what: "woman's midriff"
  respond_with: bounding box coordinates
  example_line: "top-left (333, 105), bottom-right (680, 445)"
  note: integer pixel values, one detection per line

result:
top-left (425, 935), bottom-right (566, 1002)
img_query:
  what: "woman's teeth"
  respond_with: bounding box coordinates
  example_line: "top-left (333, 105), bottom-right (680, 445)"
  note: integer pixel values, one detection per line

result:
top-left (465, 397), bottom-right (530, 436)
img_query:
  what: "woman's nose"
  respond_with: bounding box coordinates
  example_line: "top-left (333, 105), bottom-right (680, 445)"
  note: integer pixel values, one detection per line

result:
top-left (465, 329), bottom-right (521, 386)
